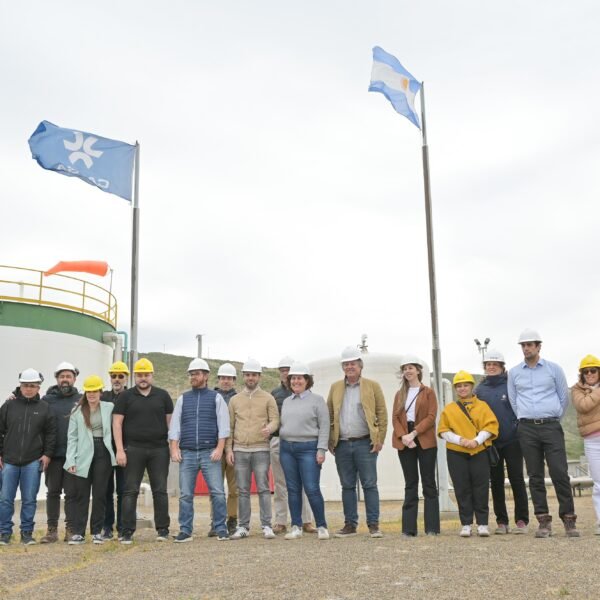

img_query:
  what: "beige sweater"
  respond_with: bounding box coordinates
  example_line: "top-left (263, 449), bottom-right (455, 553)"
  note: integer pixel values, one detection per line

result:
top-left (226, 387), bottom-right (279, 452)
top-left (571, 383), bottom-right (600, 437)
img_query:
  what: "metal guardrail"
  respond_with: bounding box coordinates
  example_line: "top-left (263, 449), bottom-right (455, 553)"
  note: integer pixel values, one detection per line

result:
top-left (0, 265), bottom-right (117, 328)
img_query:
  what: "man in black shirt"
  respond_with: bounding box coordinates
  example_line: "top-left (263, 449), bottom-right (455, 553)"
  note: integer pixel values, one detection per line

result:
top-left (113, 358), bottom-right (173, 544)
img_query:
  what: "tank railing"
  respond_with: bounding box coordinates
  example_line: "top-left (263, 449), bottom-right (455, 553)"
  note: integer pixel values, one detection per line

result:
top-left (0, 265), bottom-right (117, 328)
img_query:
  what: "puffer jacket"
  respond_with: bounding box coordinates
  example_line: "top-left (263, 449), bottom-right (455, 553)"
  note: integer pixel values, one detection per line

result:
top-left (474, 374), bottom-right (518, 449)
top-left (571, 382), bottom-right (600, 437)
top-left (43, 385), bottom-right (81, 457)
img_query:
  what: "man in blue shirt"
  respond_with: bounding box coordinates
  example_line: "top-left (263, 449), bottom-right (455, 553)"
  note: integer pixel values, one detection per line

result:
top-left (507, 329), bottom-right (577, 538)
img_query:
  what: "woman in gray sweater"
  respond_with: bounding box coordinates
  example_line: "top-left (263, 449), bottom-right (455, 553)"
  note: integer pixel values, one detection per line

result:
top-left (279, 362), bottom-right (330, 540)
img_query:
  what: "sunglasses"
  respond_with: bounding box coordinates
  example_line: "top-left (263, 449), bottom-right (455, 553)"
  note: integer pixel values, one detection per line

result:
top-left (110, 374), bottom-right (126, 380)
top-left (582, 368), bottom-right (598, 376)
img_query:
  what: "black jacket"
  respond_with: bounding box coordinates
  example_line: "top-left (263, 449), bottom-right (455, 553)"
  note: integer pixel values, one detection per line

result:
top-left (0, 393), bottom-right (56, 466)
top-left (42, 385), bottom-right (81, 457)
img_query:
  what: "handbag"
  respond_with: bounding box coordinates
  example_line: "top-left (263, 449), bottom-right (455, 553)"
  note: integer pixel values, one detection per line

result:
top-left (455, 400), bottom-right (499, 467)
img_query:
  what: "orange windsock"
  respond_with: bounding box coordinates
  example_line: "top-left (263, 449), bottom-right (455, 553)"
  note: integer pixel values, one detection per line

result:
top-left (44, 261), bottom-right (110, 277)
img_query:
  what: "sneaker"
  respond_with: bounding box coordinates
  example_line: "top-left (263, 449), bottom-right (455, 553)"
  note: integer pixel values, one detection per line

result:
top-left (317, 527), bottom-right (330, 540)
top-left (425, 531), bottom-right (439, 536)
top-left (302, 523), bottom-right (317, 533)
top-left (459, 525), bottom-right (472, 537)
top-left (514, 520), bottom-right (528, 534)
top-left (68, 534), bottom-right (85, 545)
top-left (368, 523), bottom-right (383, 538)
top-left (207, 527), bottom-right (217, 538)
top-left (230, 526), bottom-right (249, 540)
top-left (477, 525), bottom-right (490, 537)
top-left (262, 526), bottom-right (276, 539)
top-left (117, 531), bottom-right (124, 542)
top-left (0, 533), bottom-right (11, 545)
top-left (284, 525), bottom-right (303, 540)
top-left (156, 528), bottom-right (169, 542)
top-left (334, 523), bottom-right (357, 538)
top-left (92, 534), bottom-right (104, 544)
top-left (173, 532), bottom-right (193, 543)
top-left (120, 531), bottom-right (134, 545)
top-left (20, 531), bottom-right (36, 545)
top-left (101, 528), bottom-right (114, 541)
top-left (217, 532), bottom-right (230, 541)
top-left (272, 524), bottom-right (287, 534)
top-left (495, 523), bottom-right (509, 535)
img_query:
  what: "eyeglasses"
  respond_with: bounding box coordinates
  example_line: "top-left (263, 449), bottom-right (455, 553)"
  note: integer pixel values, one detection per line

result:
top-left (110, 374), bottom-right (126, 380)
top-left (582, 368), bottom-right (598, 376)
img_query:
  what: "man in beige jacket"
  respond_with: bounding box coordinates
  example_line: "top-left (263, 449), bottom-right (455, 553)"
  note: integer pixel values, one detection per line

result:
top-left (327, 347), bottom-right (387, 538)
top-left (226, 358), bottom-right (279, 540)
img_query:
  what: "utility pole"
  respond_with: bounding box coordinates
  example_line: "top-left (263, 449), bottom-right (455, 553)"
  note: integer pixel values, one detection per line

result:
top-left (196, 334), bottom-right (203, 358)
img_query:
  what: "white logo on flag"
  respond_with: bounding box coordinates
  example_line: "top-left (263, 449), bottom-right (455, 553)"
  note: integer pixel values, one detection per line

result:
top-left (63, 132), bottom-right (103, 168)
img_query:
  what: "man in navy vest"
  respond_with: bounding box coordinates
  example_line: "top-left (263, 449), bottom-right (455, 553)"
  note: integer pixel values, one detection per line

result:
top-left (169, 358), bottom-right (231, 542)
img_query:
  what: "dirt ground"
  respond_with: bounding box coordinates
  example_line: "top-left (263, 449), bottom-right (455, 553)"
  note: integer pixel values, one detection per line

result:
top-left (0, 491), bottom-right (599, 599)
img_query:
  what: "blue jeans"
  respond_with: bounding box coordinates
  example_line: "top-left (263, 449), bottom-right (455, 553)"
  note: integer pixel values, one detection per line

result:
top-left (179, 449), bottom-right (227, 536)
top-left (280, 440), bottom-right (326, 528)
top-left (0, 460), bottom-right (43, 534)
top-left (334, 438), bottom-right (380, 525)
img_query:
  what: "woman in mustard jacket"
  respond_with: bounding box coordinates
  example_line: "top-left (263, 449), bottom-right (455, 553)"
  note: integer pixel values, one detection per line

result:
top-left (65, 375), bottom-right (116, 545)
top-left (392, 355), bottom-right (439, 536)
top-left (571, 354), bottom-right (600, 535)
top-left (438, 371), bottom-right (498, 537)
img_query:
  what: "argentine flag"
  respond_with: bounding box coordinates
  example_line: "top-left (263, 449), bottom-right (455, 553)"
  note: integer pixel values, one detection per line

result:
top-left (369, 47), bottom-right (422, 129)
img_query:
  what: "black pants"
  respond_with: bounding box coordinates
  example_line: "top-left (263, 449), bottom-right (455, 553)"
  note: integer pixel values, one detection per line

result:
top-left (45, 456), bottom-right (76, 529)
top-left (490, 439), bottom-right (529, 525)
top-left (517, 421), bottom-right (574, 517)
top-left (447, 449), bottom-right (490, 526)
top-left (103, 466), bottom-right (125, 533)
top-left (398, 445), bottom-right (440, 534)
top-left (121, 445), bottom-right (170, 533)
top-left (71, 439), bottom-right (113, 536)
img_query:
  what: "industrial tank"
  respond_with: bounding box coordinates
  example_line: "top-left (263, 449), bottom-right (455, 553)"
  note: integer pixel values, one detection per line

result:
top-left (0, 265), bottom-right (117, 399)
top-left (309, 352), bottom-right (432, 501)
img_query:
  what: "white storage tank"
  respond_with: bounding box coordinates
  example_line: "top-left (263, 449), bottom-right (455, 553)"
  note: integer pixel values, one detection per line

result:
top-left (0, 265), bottom-right (117, 400)
top-left (309, 351), bottom-right (431, 501)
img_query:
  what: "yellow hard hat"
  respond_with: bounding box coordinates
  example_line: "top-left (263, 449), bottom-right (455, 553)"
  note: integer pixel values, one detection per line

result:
top-left (133, 358), bottom-right (154, 373)
top-left (108, 361), bottom-right (130, 375)
top-left (83, 375), bottom-right (104, 392)
top-left (579, 354), bottom-right (600, 370)
top-left (453, 370), bottom-right (475, 386)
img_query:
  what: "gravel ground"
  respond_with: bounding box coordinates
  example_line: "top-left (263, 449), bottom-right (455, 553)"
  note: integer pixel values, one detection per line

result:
top-left (0, 492), bottom-right (598, 599)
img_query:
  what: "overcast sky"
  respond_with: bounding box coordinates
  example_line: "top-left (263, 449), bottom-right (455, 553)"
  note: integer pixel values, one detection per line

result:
top-left (2, 1), bottom-right (599, 381)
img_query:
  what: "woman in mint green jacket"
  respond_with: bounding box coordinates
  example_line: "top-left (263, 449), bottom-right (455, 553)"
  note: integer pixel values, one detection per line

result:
top-left (64, 375), bottom-right (116, 544)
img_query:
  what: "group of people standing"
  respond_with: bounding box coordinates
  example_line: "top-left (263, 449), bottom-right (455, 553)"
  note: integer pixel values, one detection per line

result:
top-left (1, 328), bottom-right (599, 545)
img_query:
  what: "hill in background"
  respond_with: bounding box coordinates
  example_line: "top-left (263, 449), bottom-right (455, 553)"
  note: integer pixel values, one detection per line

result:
top-left (141, 352), bottom-right (584, 459)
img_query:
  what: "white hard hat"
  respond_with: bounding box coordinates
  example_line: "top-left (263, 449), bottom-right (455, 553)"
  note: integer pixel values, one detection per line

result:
top-left (340, 346), bottom-right (362, 363)
top-left (242, 358), bottom-right (262, 373)
top-left (54, 362), bottom-right (79, 378)
top-left (483, 348), bottom-right (505, 364)
top-left (188, 358), bottom-right (210, 372)
top-left (19, 368), bottom-right (44, 384)
top-left (400, 354), bottom-right (423, 368)
top-left (217, 363), bottom-right (237, 377)
top-left (518, 329), bottom-right (542, 344)
top-left (288, 362), bottom-right (311, 376)
top-left (278, 356), bottom-right (295, 369)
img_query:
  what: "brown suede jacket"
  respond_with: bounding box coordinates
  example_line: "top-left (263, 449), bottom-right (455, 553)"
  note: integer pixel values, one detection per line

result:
top-left (392, 384), bottom-right (438, 450)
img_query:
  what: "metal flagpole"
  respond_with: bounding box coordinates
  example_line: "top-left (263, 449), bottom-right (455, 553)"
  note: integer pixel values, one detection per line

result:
top-left (419, 83), bottom-right (455, 512)
top-left (129, 141), bottom-right (140, 373)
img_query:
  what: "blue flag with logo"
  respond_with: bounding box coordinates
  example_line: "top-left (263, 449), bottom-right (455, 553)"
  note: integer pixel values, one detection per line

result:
top-left (369, 47), bottom-right (422, 129)
top-left (28, 121), bottom-right (136, 201)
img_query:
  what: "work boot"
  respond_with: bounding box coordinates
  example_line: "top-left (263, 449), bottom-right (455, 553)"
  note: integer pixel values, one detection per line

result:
top-left (227, 517), bottom-right (238, 535)
top-left (535, 514), bottom-right (552, 538)
top-left (40, 527), bottom-right (58, 544)
top-left (562, 514), bottom-right (580, 538)
top-left (334, 523), bottom-right (357, 538)
top-left (63, 527), bottom-right (74, 543)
